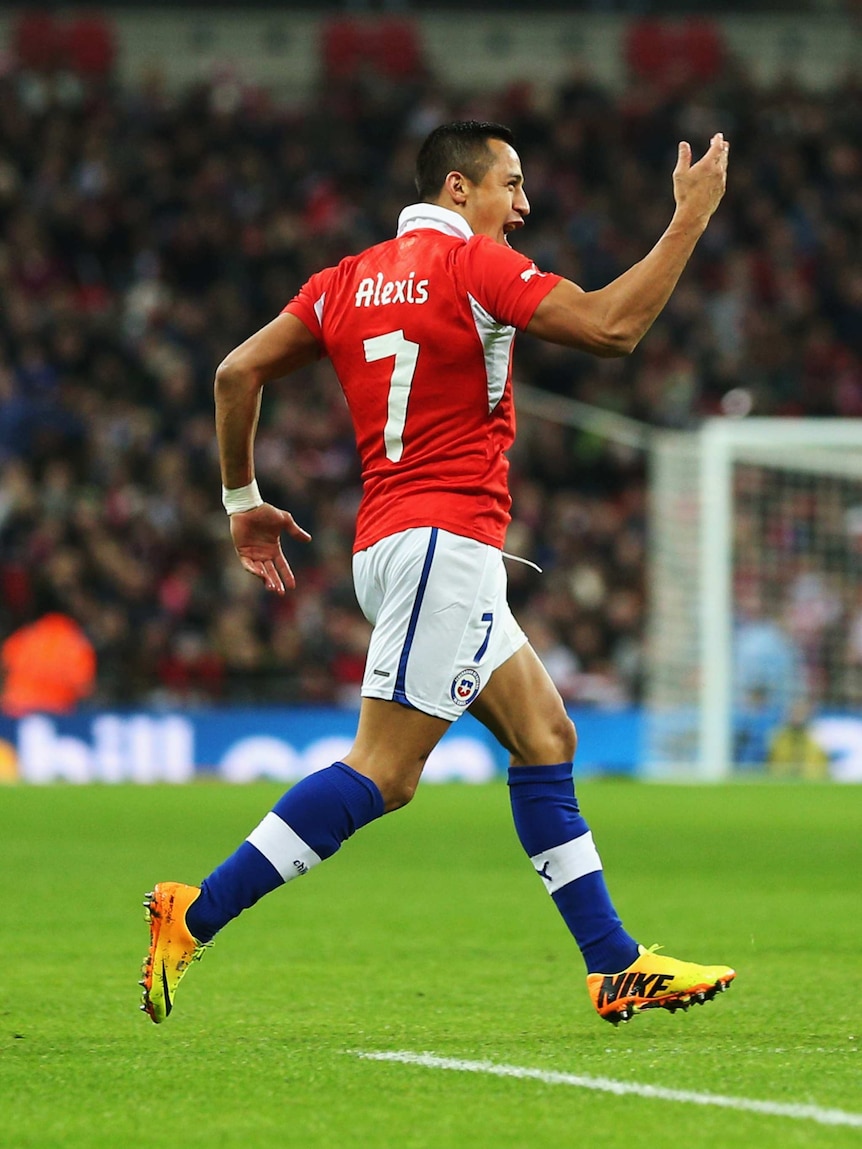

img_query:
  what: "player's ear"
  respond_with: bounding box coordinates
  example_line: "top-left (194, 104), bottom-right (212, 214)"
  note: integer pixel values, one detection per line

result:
top-left (442, 170), bottom-right (468, 206)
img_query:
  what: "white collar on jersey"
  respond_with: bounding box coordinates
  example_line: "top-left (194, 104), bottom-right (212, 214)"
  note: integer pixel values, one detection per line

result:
top-left (396, 203), bottom-right (474, 242)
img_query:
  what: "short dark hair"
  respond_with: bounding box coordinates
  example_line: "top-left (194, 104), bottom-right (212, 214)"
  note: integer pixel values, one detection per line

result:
top-left (415, 120), bottom-right (515, 201)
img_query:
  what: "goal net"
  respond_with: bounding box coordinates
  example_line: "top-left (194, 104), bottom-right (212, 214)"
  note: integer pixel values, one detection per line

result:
top-left (646, 418), bottom-right (862, 780)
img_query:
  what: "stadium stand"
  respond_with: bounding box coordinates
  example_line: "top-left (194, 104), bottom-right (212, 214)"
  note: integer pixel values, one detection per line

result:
top-left (0, 18), bottom-right (859, 708)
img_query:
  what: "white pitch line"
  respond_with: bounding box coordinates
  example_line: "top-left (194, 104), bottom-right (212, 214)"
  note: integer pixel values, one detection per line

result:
top-left (356, 1051), bottom-right (862, 1129)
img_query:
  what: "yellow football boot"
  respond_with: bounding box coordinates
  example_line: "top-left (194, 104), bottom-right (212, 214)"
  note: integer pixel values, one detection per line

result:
top-left (140, 882), bottom-right (210, 1024)
top-left (587, 944), bottom-right (735, 1025)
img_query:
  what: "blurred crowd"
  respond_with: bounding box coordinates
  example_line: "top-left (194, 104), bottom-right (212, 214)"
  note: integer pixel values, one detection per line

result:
top-left (0, 25), bottom-right (860, 710)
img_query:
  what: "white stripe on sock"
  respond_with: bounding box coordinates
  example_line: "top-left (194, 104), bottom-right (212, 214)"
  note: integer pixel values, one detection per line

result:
top-left (246, 811), bottom-right (322, 882)
top-left (529, 831), bottom-right (602, 894)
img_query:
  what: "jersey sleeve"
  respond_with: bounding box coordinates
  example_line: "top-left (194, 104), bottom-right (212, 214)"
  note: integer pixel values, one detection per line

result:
top-left (281, 267), bottom-right (334, 345)
top-left (458, 236), bottom-right (562, 330)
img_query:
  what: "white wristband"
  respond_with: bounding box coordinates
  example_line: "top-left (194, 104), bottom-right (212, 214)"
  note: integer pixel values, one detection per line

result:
top-left (222, 479), bottom-right (264, 515)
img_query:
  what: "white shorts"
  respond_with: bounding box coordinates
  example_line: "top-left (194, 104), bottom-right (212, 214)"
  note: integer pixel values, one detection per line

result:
top-left (352, 527), bottom-right (527, 721)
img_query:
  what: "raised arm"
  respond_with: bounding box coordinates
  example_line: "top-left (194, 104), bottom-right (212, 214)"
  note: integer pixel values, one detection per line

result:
top-left (214, 311), bottom-right (320, 593)
top-left (526, 133), bottom-right (730, 357)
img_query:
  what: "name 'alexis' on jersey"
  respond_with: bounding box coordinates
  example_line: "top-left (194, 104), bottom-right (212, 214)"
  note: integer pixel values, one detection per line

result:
top-left (355, 273), bottom-right (430, 307)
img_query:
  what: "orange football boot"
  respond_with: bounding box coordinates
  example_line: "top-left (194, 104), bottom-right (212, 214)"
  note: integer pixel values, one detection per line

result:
top-left (587, 944), bottom-right (735, 1025)
top-left (140, 882), bottom-right (210, 1023)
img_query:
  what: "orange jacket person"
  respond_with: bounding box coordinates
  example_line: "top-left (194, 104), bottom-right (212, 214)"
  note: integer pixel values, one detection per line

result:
top-left (0, 612), bottom-right (96, 717)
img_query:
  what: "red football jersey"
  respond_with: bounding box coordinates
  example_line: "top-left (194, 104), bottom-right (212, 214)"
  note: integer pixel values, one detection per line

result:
top-left (283, 204), bottom-right (561, 552)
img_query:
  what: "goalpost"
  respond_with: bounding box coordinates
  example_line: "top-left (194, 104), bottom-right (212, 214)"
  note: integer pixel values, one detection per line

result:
top-left (515, 385), bottom-right (862, 779)
top-left (646, 418), bottom-right (862, 779)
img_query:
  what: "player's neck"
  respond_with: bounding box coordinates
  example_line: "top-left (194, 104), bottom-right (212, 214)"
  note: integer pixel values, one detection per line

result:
top-left (397, 202), bottom-right (473, 241)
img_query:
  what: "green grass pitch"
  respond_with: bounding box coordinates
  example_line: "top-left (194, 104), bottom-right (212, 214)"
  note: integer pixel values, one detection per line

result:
top-left (1, 780), bottom-right (860, 1148)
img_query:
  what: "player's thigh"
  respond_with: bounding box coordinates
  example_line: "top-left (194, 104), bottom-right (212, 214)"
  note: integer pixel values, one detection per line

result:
top-left (353, 528), bottom-right (522, 721)
top-left (470, 641), bottom-right (577, 767)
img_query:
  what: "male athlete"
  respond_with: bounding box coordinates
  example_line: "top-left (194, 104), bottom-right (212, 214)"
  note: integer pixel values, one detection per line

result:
top-left (141, 121), bottom-right (735, 1026)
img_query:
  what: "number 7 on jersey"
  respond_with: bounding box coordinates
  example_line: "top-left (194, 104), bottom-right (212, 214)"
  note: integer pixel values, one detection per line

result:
top-left (363, 330), bottom-right (420, 463)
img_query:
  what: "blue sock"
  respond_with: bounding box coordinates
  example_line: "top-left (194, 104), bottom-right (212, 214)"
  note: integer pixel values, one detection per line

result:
top-left (507, 763), bottom-right (639, 974)
top-left (186, 762), bottom-right (384, 943)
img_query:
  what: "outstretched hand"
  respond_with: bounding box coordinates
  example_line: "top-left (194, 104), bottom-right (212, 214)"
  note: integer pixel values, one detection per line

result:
top-left (673, 132), bottom-right (730, 223)
top-left (229, 503), bottom-right (311, 594)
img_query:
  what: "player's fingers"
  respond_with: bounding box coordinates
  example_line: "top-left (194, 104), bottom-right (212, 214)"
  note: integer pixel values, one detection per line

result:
top-left (239, 555), bottom-right (268, 583)
top-left (674, 141), bottom-right (692, 175)
top-left (709, 132), bottom-right (729, 164)
top-left (261, 559), bottom-right (286, 595)
top-left (272, 549), bottom-right (296, 591)
top-left (281, 510), bottom-right (312, 541)
top-left (237, 551), bottom-right (282, 592)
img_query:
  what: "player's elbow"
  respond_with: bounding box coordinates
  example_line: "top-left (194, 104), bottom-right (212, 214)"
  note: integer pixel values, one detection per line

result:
top-left (566, 319), bottom-right (639, 358)
top-left (577, 289), bottom-right (643, 356)
top-left (532, 317), bottom-right (638, 357)
top-left (529, 290), bottom-right (640, 357)
top-left (591, 325), bottom-right (640, 358)
top-left (214, 352), bottom-right (262, 398)
top-left (215, 352), bottom-right (246, 387)
top-left (214, 354), bottom-right (240, 392)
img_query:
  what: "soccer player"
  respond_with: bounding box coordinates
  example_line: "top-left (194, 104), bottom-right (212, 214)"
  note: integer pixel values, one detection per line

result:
top-left (141, 121), bottom-right (735, 1025)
